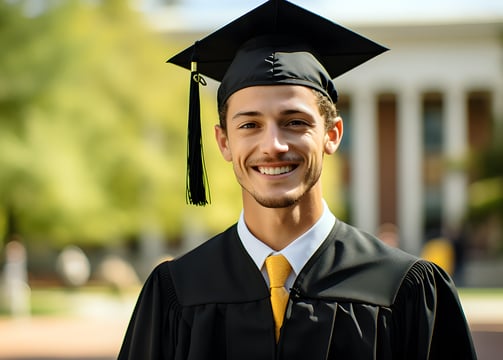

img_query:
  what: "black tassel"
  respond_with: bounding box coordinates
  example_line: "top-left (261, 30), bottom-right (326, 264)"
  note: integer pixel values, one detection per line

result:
top-left (186, 59), bottom-right (210, 206)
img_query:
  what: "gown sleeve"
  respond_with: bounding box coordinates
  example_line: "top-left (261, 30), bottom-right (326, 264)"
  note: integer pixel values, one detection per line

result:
top-left (118, 262), bottom-right (182, 360)
top-left (391, 260), bottom-right (476, 360)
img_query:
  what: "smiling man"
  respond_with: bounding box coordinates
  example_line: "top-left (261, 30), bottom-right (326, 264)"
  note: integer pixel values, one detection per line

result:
top-left (215, 85), bottom-right (343, 250)
top-left (118, 1), bottom-right (476, 359)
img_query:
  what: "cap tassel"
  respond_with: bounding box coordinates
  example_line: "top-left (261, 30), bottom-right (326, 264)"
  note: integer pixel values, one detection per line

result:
top-left (186, 60), bottom-right (210, 206)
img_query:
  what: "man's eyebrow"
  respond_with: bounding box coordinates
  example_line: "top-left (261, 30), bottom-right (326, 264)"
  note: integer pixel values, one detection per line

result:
top-left (279, 109), bottom-right (308, 116)
top-left (232, 108), bottom-right (310, 121)
top-left (231, 110), bottom-right (262, 121)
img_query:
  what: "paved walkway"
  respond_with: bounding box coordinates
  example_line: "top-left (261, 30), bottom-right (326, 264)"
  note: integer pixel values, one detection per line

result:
top-left (0, 293), bottom-right (135, 359)
top-left (0, 292), bottom-right (502, 359)
top-left (0, 316), bottom-right (127, 359)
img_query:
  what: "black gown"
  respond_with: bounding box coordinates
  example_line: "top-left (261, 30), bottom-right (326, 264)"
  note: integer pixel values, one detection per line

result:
top-left (118, 219), bottom-right (476, 359)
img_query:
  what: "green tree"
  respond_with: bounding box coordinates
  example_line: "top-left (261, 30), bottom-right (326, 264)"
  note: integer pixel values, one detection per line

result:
top-left (0, 0), bottom-right (242, 250)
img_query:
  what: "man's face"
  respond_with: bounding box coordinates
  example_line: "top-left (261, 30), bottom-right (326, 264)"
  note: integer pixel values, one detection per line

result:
top-left (215, 85), bottom-right (342, 208)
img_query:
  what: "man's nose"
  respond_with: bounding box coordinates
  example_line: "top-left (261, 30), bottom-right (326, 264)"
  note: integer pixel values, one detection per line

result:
top-left (259, 124), bottom-right (289, 155)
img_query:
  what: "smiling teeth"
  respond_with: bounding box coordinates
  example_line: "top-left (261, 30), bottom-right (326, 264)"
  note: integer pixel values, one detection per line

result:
top-left (258, 166), bottom-right (293, 175)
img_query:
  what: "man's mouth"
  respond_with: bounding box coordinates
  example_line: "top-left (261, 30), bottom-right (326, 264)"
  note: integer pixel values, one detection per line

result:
top-left (257, 165), bottom-right (295, 175)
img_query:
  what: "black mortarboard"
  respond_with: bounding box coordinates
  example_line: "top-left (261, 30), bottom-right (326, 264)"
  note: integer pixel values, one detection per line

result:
top-left (168, 0), bottom-right (388, 206)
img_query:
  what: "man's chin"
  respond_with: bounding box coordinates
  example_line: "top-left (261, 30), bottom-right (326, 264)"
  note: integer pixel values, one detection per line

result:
top-left (253, 195), bottom-right (299, 209)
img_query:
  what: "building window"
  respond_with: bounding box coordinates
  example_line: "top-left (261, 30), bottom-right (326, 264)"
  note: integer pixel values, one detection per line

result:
top-left (468, 90), bottom-right (493, 157)
top-left (423, 92), bottom-right (444, 238)
top-left (377, 93), bottom-right (397, 226)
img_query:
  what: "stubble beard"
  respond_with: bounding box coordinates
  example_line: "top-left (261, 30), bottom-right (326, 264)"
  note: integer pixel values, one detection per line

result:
top-left (242, 167), bottom-right (322, 209)
top-left (249, 191), bottom-right (299, 209)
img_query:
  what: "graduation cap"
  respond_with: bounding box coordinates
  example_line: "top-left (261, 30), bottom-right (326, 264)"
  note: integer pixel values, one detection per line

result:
top-left (168, 0), bottom-right (388, 206)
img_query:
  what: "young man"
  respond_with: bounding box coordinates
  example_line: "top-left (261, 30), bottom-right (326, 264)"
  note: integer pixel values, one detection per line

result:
top-left (118, 1), bottom-right (476, 359)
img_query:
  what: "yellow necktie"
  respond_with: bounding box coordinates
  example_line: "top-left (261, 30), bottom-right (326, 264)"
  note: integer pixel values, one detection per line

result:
top-left (265, 254), bottom-right (292, 342)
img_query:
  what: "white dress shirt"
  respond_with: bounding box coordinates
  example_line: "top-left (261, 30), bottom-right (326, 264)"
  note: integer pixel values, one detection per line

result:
top-left (237, 201), bottom-right (336, 291)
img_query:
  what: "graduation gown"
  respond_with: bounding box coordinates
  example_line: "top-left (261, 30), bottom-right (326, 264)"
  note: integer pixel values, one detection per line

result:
top-left (118, 219), bottom-right (476, 359)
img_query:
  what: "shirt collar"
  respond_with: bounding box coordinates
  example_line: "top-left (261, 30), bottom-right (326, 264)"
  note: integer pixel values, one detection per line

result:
top-left (237, 201), bottom-right (335, 277)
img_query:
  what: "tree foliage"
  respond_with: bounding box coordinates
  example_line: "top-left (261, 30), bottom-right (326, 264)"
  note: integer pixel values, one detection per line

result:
top-left (468, 125), bottom-right (503, 222)
top-left (0, 0), bottom-right (242, 248)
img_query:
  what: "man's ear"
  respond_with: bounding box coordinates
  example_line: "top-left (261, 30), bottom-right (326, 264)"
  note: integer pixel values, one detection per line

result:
top-left (215, 125), bottom-right (232, 161)
top-left (324, 116), bottom-right (343, 154)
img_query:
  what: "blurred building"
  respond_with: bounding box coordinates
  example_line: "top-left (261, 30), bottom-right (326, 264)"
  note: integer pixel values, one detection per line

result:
top-left (334, 20), bottom-right (503, 256)
top-left (143, 2), bottom-right (503, 260)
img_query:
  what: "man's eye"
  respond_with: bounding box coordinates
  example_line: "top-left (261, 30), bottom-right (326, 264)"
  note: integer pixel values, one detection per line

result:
top-left (287, 119), bottom-right (308, 126)
top-left (239, 123), bottom-right (257, 129)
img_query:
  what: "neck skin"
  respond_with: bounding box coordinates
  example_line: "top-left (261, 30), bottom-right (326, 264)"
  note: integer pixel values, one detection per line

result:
top-left (242, 181), bottom-right (324, 251)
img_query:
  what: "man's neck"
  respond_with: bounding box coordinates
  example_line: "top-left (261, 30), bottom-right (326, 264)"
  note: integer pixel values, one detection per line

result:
top-left (242, 194), bottom-right (324, 251)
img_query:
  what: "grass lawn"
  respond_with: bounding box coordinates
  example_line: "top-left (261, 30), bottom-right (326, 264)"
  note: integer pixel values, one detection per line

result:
top-left (1, 285), bottom-right (139, 317)
top-left (459, 287), bottom-right (503, 298)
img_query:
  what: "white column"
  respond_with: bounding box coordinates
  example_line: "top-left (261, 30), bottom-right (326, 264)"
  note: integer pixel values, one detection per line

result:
top-left (350, 89), bottom-right (378, 234)
top-left (397, 87), bottom-right (423, 255)
top-left (443, 86), bottom-right (468, 230)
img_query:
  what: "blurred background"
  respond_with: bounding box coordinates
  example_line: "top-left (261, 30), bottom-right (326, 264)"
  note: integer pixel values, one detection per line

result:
top-left (0, 0), bottom-right (502, 359)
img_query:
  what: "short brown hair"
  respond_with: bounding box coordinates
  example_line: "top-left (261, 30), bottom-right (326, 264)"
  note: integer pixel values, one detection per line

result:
top-left (312, 89), bottom-right (338, 131)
